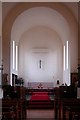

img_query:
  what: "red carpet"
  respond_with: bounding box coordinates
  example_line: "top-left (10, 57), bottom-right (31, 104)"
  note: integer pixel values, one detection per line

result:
top-left (31, 92), bottom-right (50, 101)
top-left (27, 92), bottom-right (54, 108)
top-left (30, 93), bottom-right (50, 101)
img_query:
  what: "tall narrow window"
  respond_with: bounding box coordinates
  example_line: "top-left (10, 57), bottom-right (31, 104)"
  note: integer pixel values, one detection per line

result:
top-left (13, 41), bottom-right (15, 69)
top-left (16, 45), bottom-right (18, 71)
top-left (66, 41), bottom-right (69, 69)
top-left (64, 45), bottom-right (66, 71)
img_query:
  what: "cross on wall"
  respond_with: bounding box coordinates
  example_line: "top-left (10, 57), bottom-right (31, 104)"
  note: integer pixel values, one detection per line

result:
top-left (39, 60), bottom-right (42, 69)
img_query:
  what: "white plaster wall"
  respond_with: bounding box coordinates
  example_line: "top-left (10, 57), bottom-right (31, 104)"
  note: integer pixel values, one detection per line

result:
top-left (11, 7), bottom-right (70, 44)
top-left (19, 26), bottom-right (63, 87)
top-left (0, 2), bottom-right (2, 85)
top-left (11, 7), bottom-right (69, 75)
top-left (0, 36), bottom-right (2, 85)
top-left (10, 6), bottom-right (78, 86)
top-left (0, 2), bottom-right (2, 37)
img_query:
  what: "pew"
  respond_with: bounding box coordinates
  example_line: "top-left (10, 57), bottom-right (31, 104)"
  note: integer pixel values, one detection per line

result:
top-left (2, 99), bottom-right (19, 120)
top-left (2, 98), bottom-right (26, 120)
top-left (2, 86), bottom-right (26, 120)
top-left (54, 86), bottom-right (80, 120)
top-left (59, 98), bottom-right (80, 120)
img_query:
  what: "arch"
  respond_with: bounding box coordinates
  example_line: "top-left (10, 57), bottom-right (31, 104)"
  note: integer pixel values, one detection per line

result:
top-left (18, 26), bottom-right (63, 86)
top-left (2, 2), bottom-right (78, 85)
top-left (11, 6), bottom-right (69, 44)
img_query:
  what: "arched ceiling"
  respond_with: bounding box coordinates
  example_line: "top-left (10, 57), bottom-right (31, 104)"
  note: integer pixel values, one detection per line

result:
top-left (11, 6), bottom-right (69, 44)
top-left (2, 2), bottom-right (78, 75)
top-left (19, 26), bottom-right (63, 53)
top-left (2, 2), bottom-right (78, 40)
top-left (2, 2), bottom-right (78, 23)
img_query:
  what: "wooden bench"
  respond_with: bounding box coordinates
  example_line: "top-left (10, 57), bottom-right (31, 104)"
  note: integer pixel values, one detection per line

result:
top-left (54, 98), bottom-right (80, 120)
top-left (60, 98), bottom-right (80, 120)
top-left (2, 98), bottom-right (26, 120)
top-left (2, 99), bottom-right (19, 120)
top-left (54, 86), bottom-right (78, 120)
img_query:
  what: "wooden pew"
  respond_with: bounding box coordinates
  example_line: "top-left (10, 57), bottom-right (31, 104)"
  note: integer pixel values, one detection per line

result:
top-left (2, 98), bottom-right (26, 120)
top-left (54, 97), bottom-right (80, 120)
top-left (60, 98), bottom-right (80, 120)
top-left (2, 99), bottom-right (19, 120)
top-left (54, 86), bottom-right (78, 120)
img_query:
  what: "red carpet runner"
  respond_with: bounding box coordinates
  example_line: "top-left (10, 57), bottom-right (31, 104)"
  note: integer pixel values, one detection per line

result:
top-left (30, 92), bottom-right (50, 101)
top-left (27, 92), bottom-right (53, 109)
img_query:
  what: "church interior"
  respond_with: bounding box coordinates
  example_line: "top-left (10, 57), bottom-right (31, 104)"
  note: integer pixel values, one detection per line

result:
top-left (0, 1), bottom-right (80, 119)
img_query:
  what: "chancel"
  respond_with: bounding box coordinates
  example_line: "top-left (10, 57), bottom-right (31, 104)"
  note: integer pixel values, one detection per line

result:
top-left (1, 2), bottom-right (80, 120)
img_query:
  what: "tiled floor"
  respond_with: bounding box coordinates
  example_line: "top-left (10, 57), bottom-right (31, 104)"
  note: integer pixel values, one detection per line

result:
top-left (27, 109), bottom-right (54, 118)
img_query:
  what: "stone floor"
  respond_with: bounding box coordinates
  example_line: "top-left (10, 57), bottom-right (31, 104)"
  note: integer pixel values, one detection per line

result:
top-left (27, 109), bottom-right (54, 119)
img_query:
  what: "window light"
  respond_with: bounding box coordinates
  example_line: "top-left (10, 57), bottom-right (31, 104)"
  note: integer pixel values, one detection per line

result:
top-left (12, 40), bottom-right (15, 69)
top-left (16, 45), bottom-right (18, 71)
top-left (66, 41), bottom-right (69, 69)
top-left (64, 45), bottom-right (66, 71)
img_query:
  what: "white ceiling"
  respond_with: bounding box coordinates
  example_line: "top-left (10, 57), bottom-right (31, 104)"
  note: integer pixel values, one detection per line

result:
top-left (2, 2), bottom-right (78, 23)
top-left (11, 7), bottom-right (70, 44)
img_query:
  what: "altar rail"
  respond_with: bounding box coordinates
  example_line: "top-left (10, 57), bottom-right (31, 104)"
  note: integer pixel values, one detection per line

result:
top-left (27, 82), bottom-right (54, 89)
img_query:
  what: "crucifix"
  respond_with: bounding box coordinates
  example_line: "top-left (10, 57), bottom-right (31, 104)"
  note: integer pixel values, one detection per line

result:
top-left (39, 60), bottom-right (42, 69)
